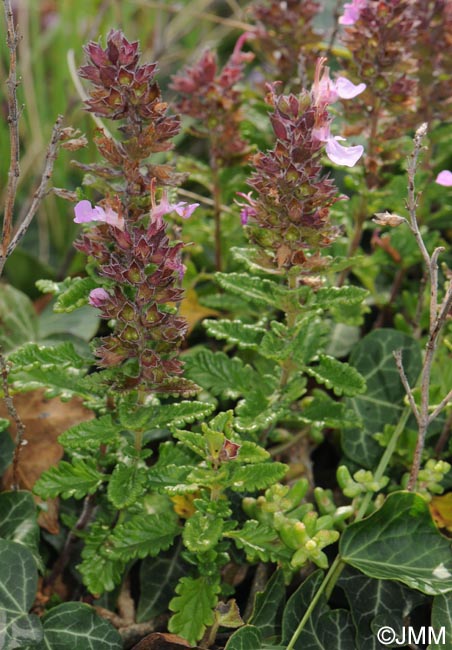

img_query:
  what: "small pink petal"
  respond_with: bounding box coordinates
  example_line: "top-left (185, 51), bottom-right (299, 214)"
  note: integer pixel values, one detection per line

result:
top-left (74, 200), bottom-right (99, 223)
top-left (335, 77), bottom-right (366, 99)
top-left (339, 0), bottom-right (366, 25)
top-left (325, 137), bottom-right (364, 167)
top-left (435, 170), bottom-right (452, 187)
top-left (172, 202), bottom-right (200, 219)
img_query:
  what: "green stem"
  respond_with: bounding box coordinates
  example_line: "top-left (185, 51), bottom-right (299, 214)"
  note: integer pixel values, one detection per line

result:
top-left (210, 154), bottom-right (222, 272)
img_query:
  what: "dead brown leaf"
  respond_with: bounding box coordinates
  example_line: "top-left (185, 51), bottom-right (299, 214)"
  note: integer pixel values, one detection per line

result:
top-left (0, 389), bottom-right (93, 532)
top-left (130, 632), bottom-right (197, 650)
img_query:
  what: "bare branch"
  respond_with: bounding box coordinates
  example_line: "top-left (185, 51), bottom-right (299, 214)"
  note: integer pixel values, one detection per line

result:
top-left (393, 350), bottom-right (421, 424)
top-left (428, 389), bottom-right (452, 425)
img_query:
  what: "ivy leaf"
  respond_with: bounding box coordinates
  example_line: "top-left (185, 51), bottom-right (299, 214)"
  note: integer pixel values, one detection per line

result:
top-left (228, 462), bottom-right (288, 492)
top-left (0, 491), bottom-right (42, 571)
top-left (224, 625), bottom-right (270, 650)
top-left (342, 329), bottom-right (422, 468)
top-left (169, 576), bottom-right (221, 645)
top-left (182, 511), bottom-right (224, 553)
top-left (38, 602), bottom-right (122, 649)
top-left (0, 419), bottom-right (14, 474)
top-left (340, 492), bottom-right (452, 595)
top-left (185, 350), bottom-right (257, 399)
top-left (204, 319), bottom-right (266, 350)
top-left (0, 540), bottom-right (43, 648)
top-left (249, 569), bottom-right (286, 639)
top-left (339, 567), bottom-right (426, 650)
top-left (8, 342), bottom-right (91, 399)
top-left (430, 593), bottom-right (452, 650)
top-left (59, 415), bottom-right (122, 451)
top-left (109, 512), bottom-right (179, 561)
top-left (305, 354), bottom-right (366, 397)
top-left (37, 276), bottom-right (98, 313)
top-left (137, 546), bottom-right (185, 621)
top-left (107, 464), bottom-right (147, 509)
top-left (33, 459), bottom-right (105, 500)
top-left (226, 521), bottom-right (280, 563)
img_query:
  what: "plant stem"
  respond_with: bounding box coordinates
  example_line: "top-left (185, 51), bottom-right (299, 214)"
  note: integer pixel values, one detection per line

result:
top-left (0, 348), bottom-right (26, 489)
top-left (211, 154), bottom-right (223, 271)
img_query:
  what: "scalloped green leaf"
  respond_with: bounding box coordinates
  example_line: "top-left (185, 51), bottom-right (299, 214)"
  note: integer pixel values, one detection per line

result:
top-left (38, 602), bottom-right (122, 649)
top-left (226, 522), bottom-right (279, 563)
top-left (185, 350), bottom-right (257, 399)
top-left (204, 319), bottom-right (266, 350)
top-left (151, 401), bottom-right (215, 428)
top-left (59, 415), bottom-right (122, 451)
top-left (215, 272), bottom-right (295, 310)
top-left (37, 276), bottom-right (98, 313)
top-left (0, 539), bottom-right (43, 648)
top-left (310, 286), bottom-right (368, 309)
top-left (342, 329), bottom-right (422, 467)
top-left (33, 458), bottom-right (104, 500)
top-left (169, 576), bottom-right (221, 644)
top-left (183, 511), bottom-right (224, 553)
top-left (305, 354), bottom-right (366, 397)
top-left (108, 512), bottom-right (179, 561)
top-left (340, 492), bottom-right (452, 595)
top-left (78, 521), bottom-right (125, 594)
top-left (237, 441), bottom-right (270, 463)
top-left (228, 462), bottom-right (287, 492)
top-left (107, 464), bottom-right (147, 509)
top-left (8, 342), bottom-right (91, 399)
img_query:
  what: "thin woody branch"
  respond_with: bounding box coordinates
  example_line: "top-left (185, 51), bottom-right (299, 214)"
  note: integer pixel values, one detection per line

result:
top-left (1, 0), bottom-right (21, 263)
top-left (393, 350), bottom-right (420, 424)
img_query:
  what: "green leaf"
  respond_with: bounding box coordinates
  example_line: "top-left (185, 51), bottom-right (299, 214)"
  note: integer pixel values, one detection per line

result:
top-left (0, 539), bottom-right (43, 649)
top-left (204, 319), bottom-right (266, 350)
top-left (8, 342), bottom-right (91, 399)
top-left (224, 625), bottom-right (266, 650)
top-left (228, 462), bottom-right (288, 492)
top-left (183, 511), bottom-right (224, 553)
top-left (78, 521), bottom-right (125, 594)
top-left (109, 512), bottom-right (179, 561)
top-left (33, 458), bottom-right (104, 500)
top-left (310, 286), bottom-right (368, 310)
top-left (169, 576), bottom-right (221, 645)
top-left (149, 401), bottom-right (215, 429)
top-left (0, 284), bottom-right (38, 352)
top-left (305, 355), bottom-right (366, 397)
top-left (38, 602), bottom-right (122, 649)
top-left (137, 547), bottom-right (185, 621)
top-left (38, 302), bottom-right (99, 343)
top-left (37, 276), bottom-right (98, 313)
top-left (282, 571), bottom-right (356, 650)
top-left (339, 567), bottom-right (426, 650)
top-left (59, 415), bottom-right (122, 452)
top-left (237, 441), bottom-right (270, 464)
top-left (342, 329), bottom-right (422, 467)
top-left (429, 593), bottom-right (452, 650)
top-left (107, 464), bottom-right (147, 509)
top-left (226, 521), bottom-right (280, 563)
top-left (340, 492), bottom-right (452, 595)
top-left (249, 569), bottom-right (285, 639)
top-left (185, 350), bottom-right (256, 399)
top-left (0, 491), bottom-right (42, 570)
top-left (215, 272), bottom-right (296, 310)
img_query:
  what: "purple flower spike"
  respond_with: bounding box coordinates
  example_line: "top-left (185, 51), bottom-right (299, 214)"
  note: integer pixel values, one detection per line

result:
top-left (339, 0), bottom-right (367, 26)
top-left (325, 137), bottom-right (364, 167)
top-left (88, 288), bottom-right (110, 308)
top-left (435, 170), bottom-right (452, 187)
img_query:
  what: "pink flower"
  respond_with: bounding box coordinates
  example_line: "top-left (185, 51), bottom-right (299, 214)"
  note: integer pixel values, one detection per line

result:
top-left (339, 0), bottom-right (367, 26)
top-left (435, 170), bottom-right (452, 187)
top-left (88, 288), bottom-right (110, 308)
top-left (149, 185), bottom-right (199, 222)
top-left (74, 200), bottom-right (124, 230)
top-left (313, 127), bottom-right (364, 168)
top-left (313, 59), bottom-right (366, 106)
top-left (235, 192), bottom-right (258, 225)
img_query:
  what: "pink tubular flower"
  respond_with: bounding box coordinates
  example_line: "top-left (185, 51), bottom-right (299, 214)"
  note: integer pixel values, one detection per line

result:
top-left (88, 288), bottom-right (110, 308)
top-left (149, 181), bottom-right (199, 222)
top-left (435, 170), bottom-right (452, 186)
top-left (74, 200), bottom-right (124, 230)
top-left (339, 0), bottom-right (367, 26)
top-left (313, 127), bottom-right (364, 168)
top-left (235, 192), bottom-right (258, 226)
top-left (313, 59), bottom-right (366, 107)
